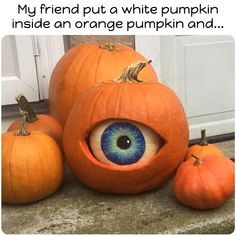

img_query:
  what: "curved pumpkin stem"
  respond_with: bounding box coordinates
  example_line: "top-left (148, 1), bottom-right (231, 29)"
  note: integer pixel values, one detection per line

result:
top-left (115, 60), bottom-right (152, 83)
top-left (15, 94), bottom-right (38, 123)
top-left (191, 155), bottom-right (202, 166)
top-left (99, 43), bottom-right (118, 51)
top-left (15, 109), bottom-right (30, 136)
top-left (199, 129), bottom-right (208, 146)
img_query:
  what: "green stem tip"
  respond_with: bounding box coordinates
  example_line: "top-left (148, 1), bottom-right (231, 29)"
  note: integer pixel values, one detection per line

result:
top-left (191, 155), bottom-right (202, 166)
top-left (199, 129), bottom-right (208, 146)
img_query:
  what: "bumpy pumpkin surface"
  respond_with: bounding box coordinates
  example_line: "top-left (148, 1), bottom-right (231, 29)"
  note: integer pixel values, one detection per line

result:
top-left (63, 61), bottom-right (189, 194)
top-left (173, 155), bottom-right (234, 209)
top-left (2, 112), bottom-right (63, 204)
top-left (185, 130), bottom-right (223, 161)
top-left (49, 43), bottom-right (158, 126)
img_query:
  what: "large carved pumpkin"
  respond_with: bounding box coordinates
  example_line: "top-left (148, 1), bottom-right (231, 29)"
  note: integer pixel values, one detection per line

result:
top-left (49, 43), bottom-right (158, 126)
top-left (63, 61), bottom-right (189, 194)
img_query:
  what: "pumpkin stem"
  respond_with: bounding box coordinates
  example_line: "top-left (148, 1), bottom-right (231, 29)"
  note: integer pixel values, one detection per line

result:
top-left (99, 43), bottom-right (118, 51)
top-left (15, 109), bottom-right (30, 136)
top-left (191, 155), bottom-right (202, 166)
top-left (15, 94), bottom-right (38, 123)
top-left (199, 129), bottom-right (208, 146)
top-left (115, 60), bottom-right (152, 83)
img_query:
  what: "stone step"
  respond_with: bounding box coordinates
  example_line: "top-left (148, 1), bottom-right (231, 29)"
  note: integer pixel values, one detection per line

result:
top-left (2, 140), bottom-right (234, 234)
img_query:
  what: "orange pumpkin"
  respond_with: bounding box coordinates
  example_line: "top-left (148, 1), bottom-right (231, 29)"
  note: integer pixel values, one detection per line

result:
top-left (63, 61), bottom-right (189, 194)
top-left (2, 111), bottom-right (63, 204)
top-left (8, 94), bottom-right (63, 147)
top-left (173, 154), bottom-right (234, 209)
top-left (49, 43), bottom-right (158, 126)
top-left (184, 129), bottom-right (223, 161)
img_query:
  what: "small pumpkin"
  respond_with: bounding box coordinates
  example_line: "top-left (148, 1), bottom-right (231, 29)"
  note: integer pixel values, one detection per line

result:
top-left (49, 42), bottom-right (158, 126)
top-left (8, 94), bottom-right (63, 147)
top-left (184, 129), bottom-right (223, 161)
top-left (2, 110), bottom-right (64, 204)
top-left (173, 154), bottom-right (234, 209)
top-left (63, 60), bottom-right (189, 194)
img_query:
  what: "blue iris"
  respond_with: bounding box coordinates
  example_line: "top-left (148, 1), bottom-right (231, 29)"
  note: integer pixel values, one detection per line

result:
top-left (101, 122), bottom-right (146, 165)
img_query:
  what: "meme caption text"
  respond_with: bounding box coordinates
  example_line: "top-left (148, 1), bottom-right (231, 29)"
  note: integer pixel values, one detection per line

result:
top-left (12, 2), bottom-right (224, 32)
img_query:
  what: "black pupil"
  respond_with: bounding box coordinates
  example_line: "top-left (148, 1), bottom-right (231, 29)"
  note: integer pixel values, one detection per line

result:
top-left (117, 136), bottom-right (132, 150)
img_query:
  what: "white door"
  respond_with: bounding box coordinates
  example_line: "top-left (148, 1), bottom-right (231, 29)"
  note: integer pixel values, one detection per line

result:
top-left (136, 35), bottom-right (235, 139)
top-left (2, 36), bottom-right (40, 105)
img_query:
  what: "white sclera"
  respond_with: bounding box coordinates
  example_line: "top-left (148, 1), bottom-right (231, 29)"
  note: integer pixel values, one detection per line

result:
top-left (89, 119), bottom-right (162, 166)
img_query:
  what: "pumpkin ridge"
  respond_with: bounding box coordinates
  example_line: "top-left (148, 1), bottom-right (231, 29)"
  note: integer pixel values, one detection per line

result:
top-left (49, 45), bottom-right (89, 114)
top-left (8, 134), bottom-right (17, 202)
top-left (26, 147), bottom-right (31, 203)
top-left (197, 161), bottom-right (220, 208)
top-left (102, 46), bottom-right (130, 83)
top-left (179, 161), bottom-right (203, 206)
top-left (88, 85), bottom-right (107, 126)
top-left (43, 134), bottom-right (62, 195)
top-left (196, 163), bottom-right (209, 208)
top-left (93, 48), bottom-right (105, 84)
top-left (30, 134), bottom-right (51, 196)
top-left (16, 135), bottom-right (34, 202)
top-left (32, 133), bottom-right (62, 198)
top-left (191, 165), bottom-right (203, 203)
top-left (72, 47), bottom-right (96, 98)
top-left (156, 86), bottom-right (172, 140)
top-left (12, 135), bottom-right (32, 201)
top-left (137, 84), bottom-right (151, 122)
top-left (110, 48), bottom-right (127, 80)
top-left (200, 162), bottom-right (230, 208)
top-left (60, 45), bottom-right (95, 106)
top-left (206, 157), bottom-right (234, 201)
top-left (177, 166), bottom-right (196, 204)
top-left (117, 84), bottom-right (125, 117)
top-left (201, 164), bottom-right (225, 204)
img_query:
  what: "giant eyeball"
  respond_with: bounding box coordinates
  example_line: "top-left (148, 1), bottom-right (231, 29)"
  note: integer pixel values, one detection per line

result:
top-left (89, 120), bottom-right (162, 166)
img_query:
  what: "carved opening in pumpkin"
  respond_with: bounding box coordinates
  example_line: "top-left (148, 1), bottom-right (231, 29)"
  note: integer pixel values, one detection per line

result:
top-left (86, 119), bottom-right (164, 167)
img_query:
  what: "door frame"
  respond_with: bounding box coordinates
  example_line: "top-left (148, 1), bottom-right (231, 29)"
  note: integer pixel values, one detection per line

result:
top-left (2, 36), bottom-right (40, 105)
top-left (35, 35), bottom-right (65, 100)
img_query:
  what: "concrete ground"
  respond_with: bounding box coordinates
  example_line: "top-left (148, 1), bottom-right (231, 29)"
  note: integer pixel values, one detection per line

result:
top-left (2, 140), bottom-right (235, 234)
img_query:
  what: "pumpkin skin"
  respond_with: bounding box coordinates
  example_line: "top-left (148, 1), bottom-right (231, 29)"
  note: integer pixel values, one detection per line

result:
top-left (63, 80), bottom-right (189, 194)
top-left (2, 130), bottom-right (63, 204)
top-left (8, 114), bottom-right (63, 147)
top-left (185, 130), bottom-right (223, 161)
top-left (49, 43), bottom-right (158, 126)
top-left (173, 155), bottom-right (234, 209)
